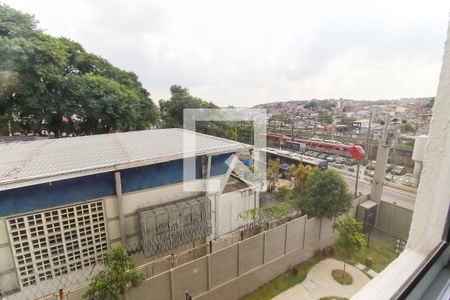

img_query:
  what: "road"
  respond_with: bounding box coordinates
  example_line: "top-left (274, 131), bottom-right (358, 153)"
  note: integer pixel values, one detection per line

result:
top-left (342, 175), bottom-right (416, 210)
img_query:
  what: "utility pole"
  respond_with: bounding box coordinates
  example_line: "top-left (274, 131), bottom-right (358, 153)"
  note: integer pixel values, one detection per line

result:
top-left (291, 118), bottom-right (295, 140)
top-left (313, 118), bottom-right (316, 135)
top-left (365, 110), bottom-right (373, 162)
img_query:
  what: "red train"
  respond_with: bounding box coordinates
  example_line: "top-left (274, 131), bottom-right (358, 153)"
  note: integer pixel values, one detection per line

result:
top-left (266, 133), bottom-right (364, 159)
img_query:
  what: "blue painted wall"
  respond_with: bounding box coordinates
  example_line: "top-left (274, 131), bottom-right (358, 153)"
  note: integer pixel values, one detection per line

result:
top-left (0, 172), bottom-right (115, 217)
top-left (210, 153), bottom-right (233, 177)
top-left (0, 153), bottom-right (234, 217)
top-left (120, 157), bottom-right (203, 193)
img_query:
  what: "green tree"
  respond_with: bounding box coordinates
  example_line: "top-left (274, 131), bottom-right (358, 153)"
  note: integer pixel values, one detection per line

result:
top-left (160, 85), bottom-right (218, 128)
top-left (340, 117), bottom-right (356, 126)
top-left (290, 164), bottom-right (316, 193)
top-left (425, 98), bottom-right (434, 109)
top-left (160, 85), bottom-right (246, 141)
top-left (267, 159), bottom-right (281, 192)
top-left (333, 216), bottom-right (366, 272)
top-left (0, 4), bottom-right (158, 136)
top-left (83, 245), bottom-right (145, 300)
top-left (399, 122), bottom-right (414, 133)
top-left (297, 169), bottom-right (352, 219)
top-left (318, 112), bottom-right (333, 124)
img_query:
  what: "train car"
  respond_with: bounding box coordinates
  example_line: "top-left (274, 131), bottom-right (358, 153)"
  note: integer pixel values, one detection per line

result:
top-left (266, 134), bottom-right (354, 157)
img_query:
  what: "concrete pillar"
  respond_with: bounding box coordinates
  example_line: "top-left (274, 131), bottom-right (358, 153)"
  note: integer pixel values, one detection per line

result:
top-left (371, 146), bottom-right (389, 204)
top-left (114, 171), bottom-right (127, 246)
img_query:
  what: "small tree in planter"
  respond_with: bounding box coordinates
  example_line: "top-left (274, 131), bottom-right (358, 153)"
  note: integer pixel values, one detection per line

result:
top-left (83, 245), bottom-right (146, 300)
top-left (333, 216), bottom-right (366, 282)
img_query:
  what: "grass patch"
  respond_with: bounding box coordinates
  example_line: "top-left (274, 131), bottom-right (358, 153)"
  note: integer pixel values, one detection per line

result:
top-left (335, 239), bottom-right (398, 273)
top-left (241, 239), bottom-right (397, 299)
top-left (332, 269), bottom-right (353, 285)
top-left (319, 297), bottom-right (349, 300)
top-left (240, 256), bottom-right (321, 300)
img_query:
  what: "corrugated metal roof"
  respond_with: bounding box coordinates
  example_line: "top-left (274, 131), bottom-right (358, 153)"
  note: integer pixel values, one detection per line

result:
top-left (0, 128), bottom-right (247, 190)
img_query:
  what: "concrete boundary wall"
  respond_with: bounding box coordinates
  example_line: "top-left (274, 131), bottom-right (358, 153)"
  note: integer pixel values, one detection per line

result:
top-left (304, 217), bottom-right (321, 246)
top-left (117, 215), bottom-right (336, 300)
top-left (376, 201), bottom-right (412, 240)
top-left (286, 215), bottom-right (306, 252)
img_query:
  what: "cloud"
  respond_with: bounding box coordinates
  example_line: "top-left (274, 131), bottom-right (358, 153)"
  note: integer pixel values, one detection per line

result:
top-left (4, 0), bottom-right (450, 106)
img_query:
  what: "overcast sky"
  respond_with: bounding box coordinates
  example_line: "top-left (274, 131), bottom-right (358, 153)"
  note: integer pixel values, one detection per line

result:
top-left (4, 0), bottom-right (450, 107)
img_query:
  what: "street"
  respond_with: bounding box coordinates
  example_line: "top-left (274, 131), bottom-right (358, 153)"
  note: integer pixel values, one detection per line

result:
top-left (342, 175), bottom-right (416, 210)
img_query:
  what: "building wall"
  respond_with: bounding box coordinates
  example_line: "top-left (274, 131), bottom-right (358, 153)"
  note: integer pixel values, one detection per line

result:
top-left (0, 154), bottom-right (232, 218)
top-left (0, 153), bottom-right (235, 295)
top-left (0, 218), bottom-right (18, 293)
top-left (217, 187), bottom-right (256, 237)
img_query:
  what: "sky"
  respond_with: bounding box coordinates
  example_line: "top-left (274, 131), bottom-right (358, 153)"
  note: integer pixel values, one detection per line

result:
top-left (4, 0), bottom-right (450, 107)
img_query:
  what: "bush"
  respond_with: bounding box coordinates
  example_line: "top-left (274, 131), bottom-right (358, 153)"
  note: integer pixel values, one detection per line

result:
top-left (83, 245), bottom-right (145, 300)
top-left (331, 269), bottom-right (353, 285)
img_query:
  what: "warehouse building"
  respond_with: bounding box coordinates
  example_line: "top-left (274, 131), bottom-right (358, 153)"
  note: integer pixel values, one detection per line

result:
top-left (0, 129), bottom-right (258, 295)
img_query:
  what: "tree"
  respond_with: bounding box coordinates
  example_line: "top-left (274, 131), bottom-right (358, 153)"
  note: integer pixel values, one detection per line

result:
top-left (290, 163), bottom-right (316, 193)
top-left (267, 159), bottom-right (280, 192)
top-left (340, 117), bottom-right (356, 126)
top-left (399, 122), bottom-right (414, 133)
top-left (159, 85), bottom-right (255, 143)
top-left (318, 112), bottom-right (333, 124)
top-left (425, 98), bottom-right (434, 109)
top-left (0, 4), bottom-right (158, 136)
top-left (333, 216), bottom-right (366, 273)
top-left (296, 169), bottom-right (352, 219)
top-left (83, 245), bottom-right (145, 300)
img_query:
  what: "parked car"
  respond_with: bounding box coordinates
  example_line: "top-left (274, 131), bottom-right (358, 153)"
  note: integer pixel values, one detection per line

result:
top-left (310, 152), bottom-right (320, 157)
top-left (345, 158), bottom-right (357, 165)
top-left (326, 156), bottom-right (335, 162)
top-left (385, 164), bottom-right (394, 173)
top-left (366, 161), bottom-right (375, 170)
top-left (318, 154), bottom-right (328, 159)
top-left (391, 166), bottom-right (407, 175)
top-left (335, 157), bottom-right (345, 164)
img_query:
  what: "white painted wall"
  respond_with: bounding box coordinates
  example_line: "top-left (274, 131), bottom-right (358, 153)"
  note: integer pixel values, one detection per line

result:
top-left (353, 20), bottom-right (450, 300)
top-left (122, 179), bottom-right (207, 215)
top-left (0, 218), bottom-right (18, 293)
top-left (217, 187), bottom-right (257, 237)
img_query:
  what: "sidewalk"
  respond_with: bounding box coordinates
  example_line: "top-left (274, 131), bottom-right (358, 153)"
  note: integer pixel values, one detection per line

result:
top-left (273, 258), bottom-right (371, 300)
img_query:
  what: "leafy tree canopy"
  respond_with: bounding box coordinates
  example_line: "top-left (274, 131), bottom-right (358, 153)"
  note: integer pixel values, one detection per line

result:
top-left (304, 100), bottom-right (335, 110)
top-left (399, 122), bottom-right (414, 133)
top-left (159, 85), bottom-right (253, 142)
top-left (340, 117), bottom-right (357, 126)
top-left (296, 169), bottom-right (352, 219)
top-left (318, 112), bottom-right (333, 124)
top-left (0, 4), bottom-right (158, 136)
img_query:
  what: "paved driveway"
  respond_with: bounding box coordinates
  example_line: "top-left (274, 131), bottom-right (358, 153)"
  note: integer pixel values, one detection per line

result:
top-left (273, 258), bottom-right (371, 300)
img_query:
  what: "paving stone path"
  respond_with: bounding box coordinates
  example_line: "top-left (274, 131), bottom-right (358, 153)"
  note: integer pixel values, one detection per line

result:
top-left (273, 258), bottom-right (371, 300)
